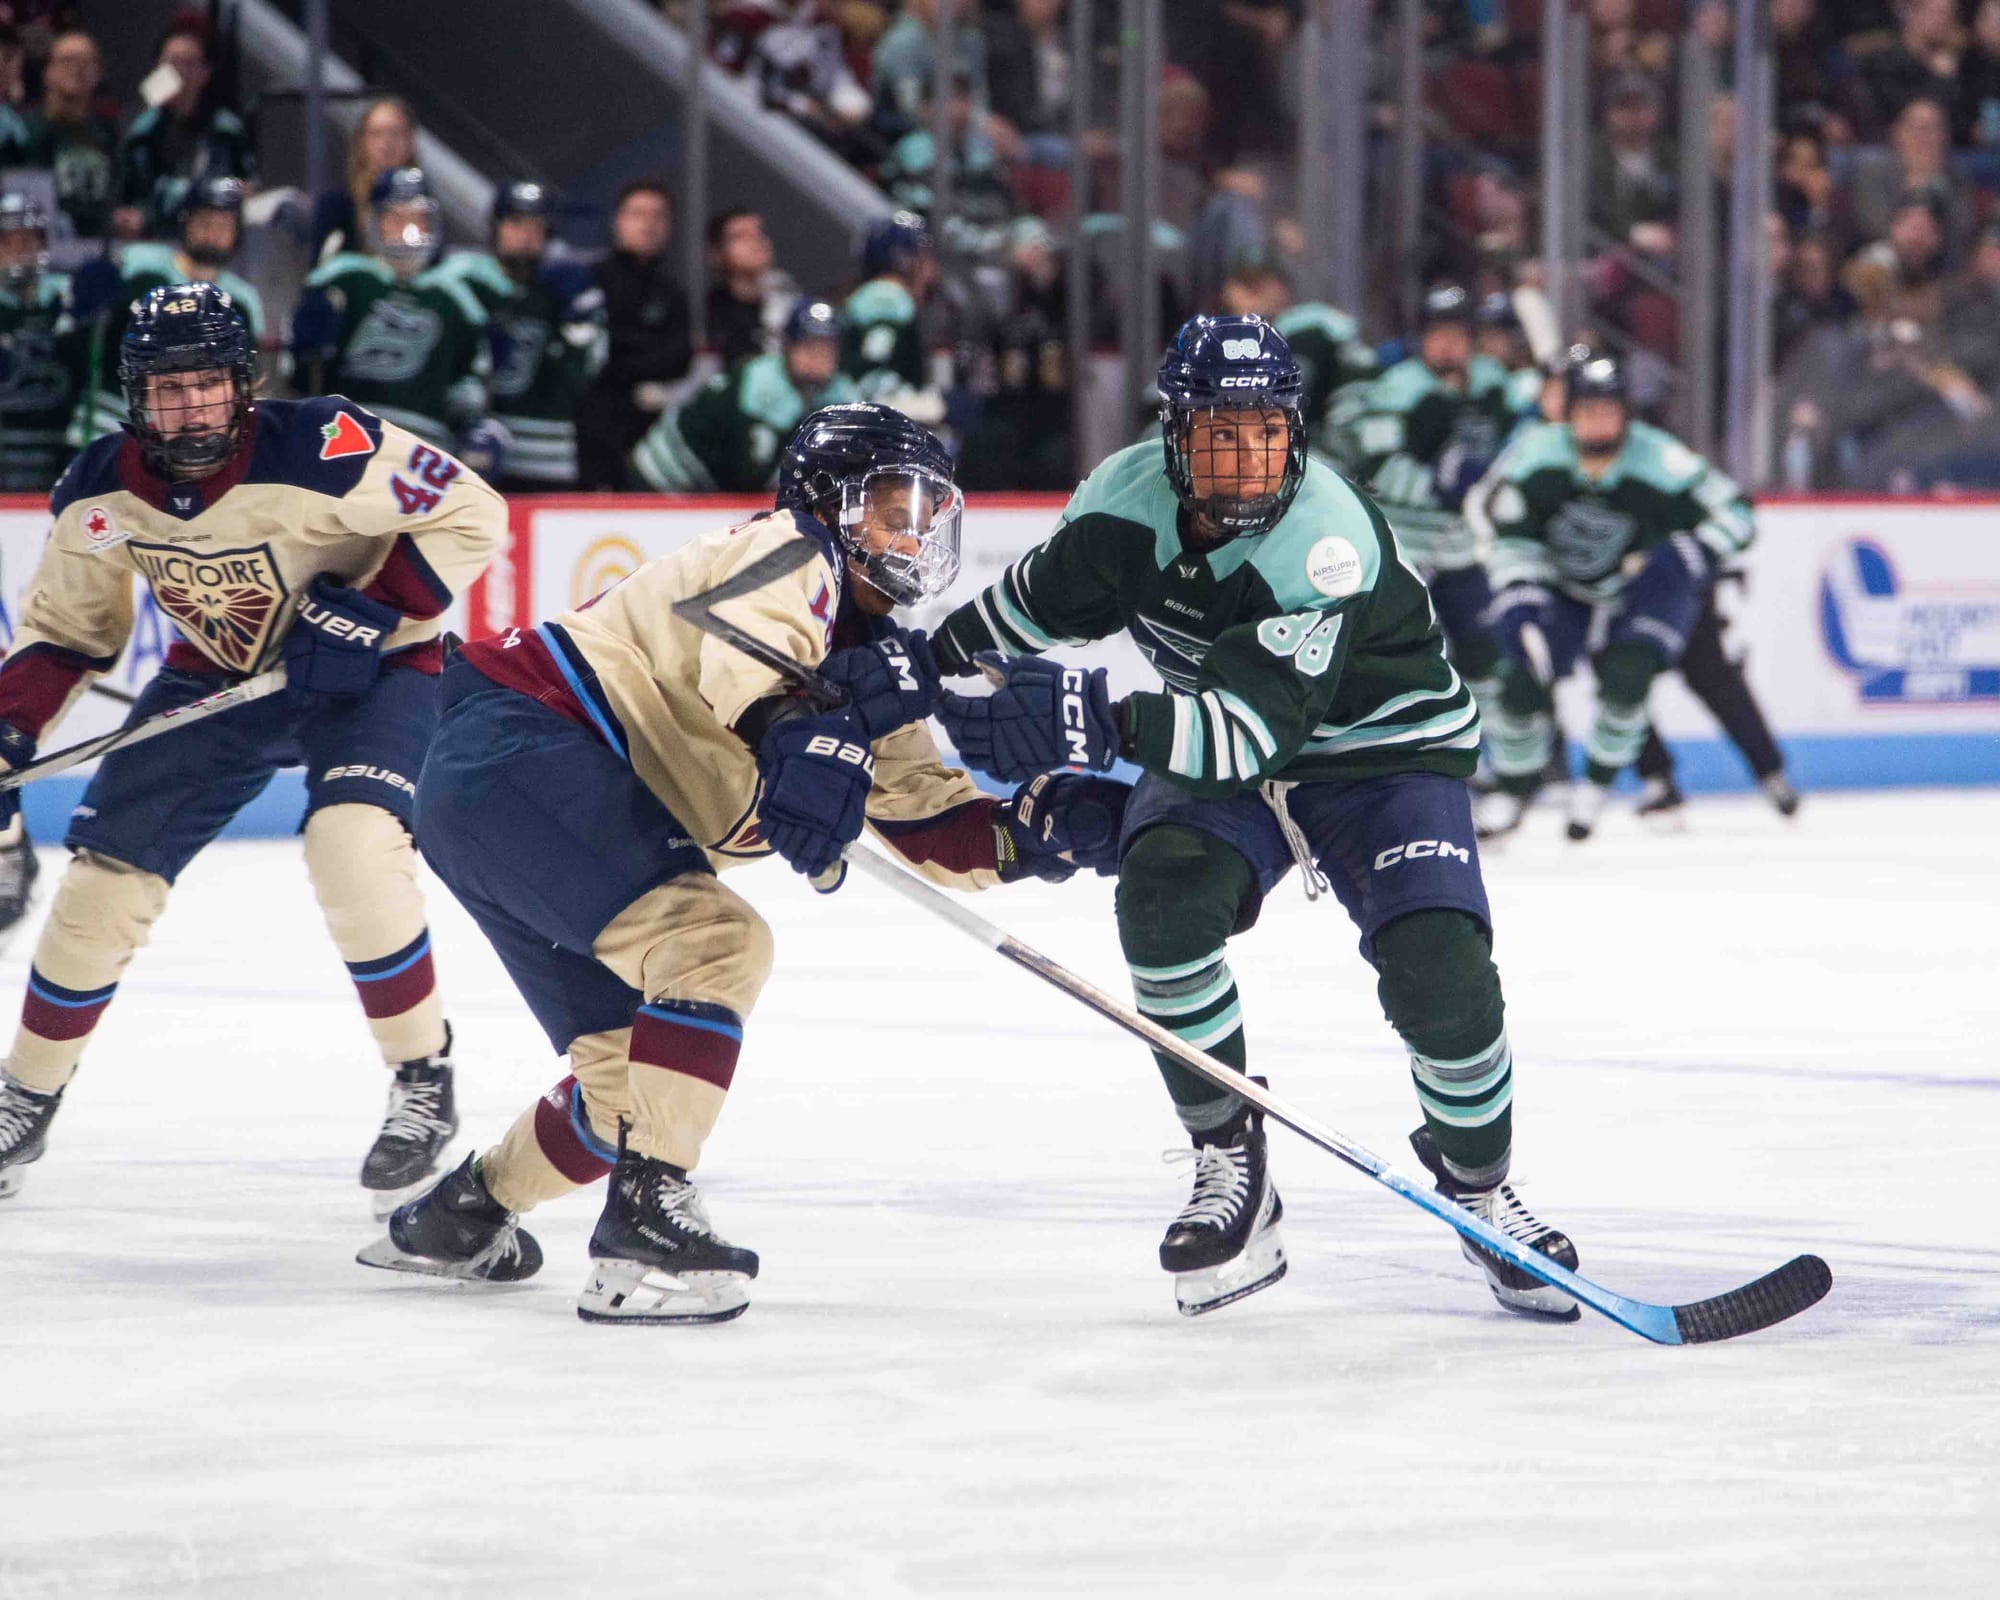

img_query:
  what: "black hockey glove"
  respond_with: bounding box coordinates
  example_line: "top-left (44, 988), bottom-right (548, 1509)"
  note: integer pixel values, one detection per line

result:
top-left (0, 720), bottom-right (34, 831)
top-left (995, 772), bottom-right (1132, 883)
top-left (937, 652), bottom-right (1120, 784)
top-left (282, 576), bottom-right (401, 699)
top-left (755, 710), bottom-right (875, 880)
top-left (817, 627), bottom-right (942, 742)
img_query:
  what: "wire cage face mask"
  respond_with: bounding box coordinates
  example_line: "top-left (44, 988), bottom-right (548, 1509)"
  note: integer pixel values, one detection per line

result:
top-left (378, 199), bottom-right (440, 273)
top-left (1164, 402), bottom-right (1306, 539)
top-left (833, 465), bottom-right (964, 606)
top-left (125, 359), bottom-right (253, 476)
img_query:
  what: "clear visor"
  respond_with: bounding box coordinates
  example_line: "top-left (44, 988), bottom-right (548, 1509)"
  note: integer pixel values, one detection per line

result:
top-left (834, 465), bottom-right (964, 606)
top-left (378, 200), bottom-right (439, 269)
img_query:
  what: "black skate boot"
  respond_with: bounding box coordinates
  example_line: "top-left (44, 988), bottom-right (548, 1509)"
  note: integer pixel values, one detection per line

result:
top-left (0, 1074), bottom-right (62, 1200)
top-left (578, 1137), bottom-right (759, 1325)
top-left (1636, 774), bottom-right (1686, 830)
top-left (1762, 773), bottom-right (1801, 818)
top-left (0, 817), bottom-right (41, 946)
top-left (360, 1025), bottom-right (459, 1219)
top-left (1410, 1127), bottom-right (1579, 1321)
top-left (355, 1153), bottom-right (543, 1282)
top-left (1159, 1097), bottom-right (1286, 1317)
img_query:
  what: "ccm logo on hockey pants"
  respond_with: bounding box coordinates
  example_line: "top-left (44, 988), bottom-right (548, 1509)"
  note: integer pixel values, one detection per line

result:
top-left (1374, 839), bottom-right (1471, 870)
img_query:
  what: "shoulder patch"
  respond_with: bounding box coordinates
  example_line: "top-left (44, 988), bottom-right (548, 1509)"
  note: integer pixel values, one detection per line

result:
top-left (1304, 534), bottom-right (1364, 598)
top-left (319, 408), bottom-right (377, 460)
top-left (244, 397), bottom-right (383, 497)
top-left (1247, 460), bottom-right (1384, 607)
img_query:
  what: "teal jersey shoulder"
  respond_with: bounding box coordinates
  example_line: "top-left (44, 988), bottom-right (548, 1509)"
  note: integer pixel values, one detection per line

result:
top-left (844, 278), bottom-right (916, 328)
top-left (1238, 461), bottom-right (1386, 612)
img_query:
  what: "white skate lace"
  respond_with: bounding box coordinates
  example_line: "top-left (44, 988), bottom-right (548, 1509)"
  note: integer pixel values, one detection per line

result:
top-left (379, 1075), bottom-right (451, 1145)
top-left (1163, 1142), bottom-right (1251, 1229)
top-left (1260, 781), bottom-right (1330, 902)
top-left (1472, 1182), bottom-right (1556, 1247)
top-left (0, 1086), bottom-right (46, 1147)
top-left (466, 1220), bottom-right (526, 1273)
top-left (648, 1173), bottom-right (720, 1240)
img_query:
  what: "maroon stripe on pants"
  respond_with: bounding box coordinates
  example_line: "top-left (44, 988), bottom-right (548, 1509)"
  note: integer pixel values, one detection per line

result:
top-left (630, 1009), bottom-right (739, 1092)
top-left (352, 951), bottom-right (436, 1019)
top-left (531, 1076), bottom-right (616, 1184)
top-left (21, 993), bottom-right (114, 1042)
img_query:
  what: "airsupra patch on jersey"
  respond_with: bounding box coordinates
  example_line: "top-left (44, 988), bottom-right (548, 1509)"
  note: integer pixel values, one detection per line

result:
top-left (1306, 535), bottom-right (1363, 598)
top-left (319, 410), bottom-right (375, 460)
top-left (126, 540), bottom-right (292, 673)
top-left (1548, 501), bottom-right (1636, 582)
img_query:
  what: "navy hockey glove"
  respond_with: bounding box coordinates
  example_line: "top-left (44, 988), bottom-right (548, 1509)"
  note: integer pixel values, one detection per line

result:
top-left (0, 720), bottom-right (34, 831)
top-left (756, 711), bottom-right (876, 880)
top-left (996, 772), bottom-right (1131, 883)
top-left (281, 575), bottom-right (401, 699)
top-left (817, 627), bottom-right (942, 742)
top-left (1487, 583), bottom-right (1554, 668)
top-left (1431, 441), bottom-right (1493, 512)
top-left (937, 652), bottom-right (1120, 784)
top-left (455, 419), bottom-right (510, 481)
top-left (1610, 532), bottom-right (1715, 665)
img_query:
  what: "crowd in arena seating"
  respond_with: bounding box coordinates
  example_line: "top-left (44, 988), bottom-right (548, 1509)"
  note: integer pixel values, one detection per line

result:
top-left (7, 2), bottom-right (2000, 498)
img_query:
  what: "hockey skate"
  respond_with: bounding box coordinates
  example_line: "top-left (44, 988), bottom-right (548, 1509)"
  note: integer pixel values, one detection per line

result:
top-left (356, 1153), bottom-right (543, 1283)
top-left (0, 818), bottom-right (41, 954)
top-left (1159, 1104), bottom-right (1286, 1317)
top-left (1763, 773), bottom-right (1801, 818)
top-left (1410, 1127), bottom-right (1579, 1321)
top-left (1636, 775), bottom-right (1686, 831)
top-left (0, 1074), bottom-right (61, 1200)
top-left (1565, 780), bottom-right (1610, 841)
top-left (578, 1142), bottom-right (759, 1325)
top-left (1473, 787), bottom-right (1533, 841)
top-left (360, 1025), bottom-right (460, 1219)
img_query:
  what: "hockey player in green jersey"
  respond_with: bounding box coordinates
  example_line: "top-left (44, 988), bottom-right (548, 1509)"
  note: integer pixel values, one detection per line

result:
top-left (841, 211), bottom-right (943, 423)
top-left (290, 167), bottom-right (497, 467)
top-left (930, 314), bottom-right (1578, 1321)
top-left (1344, 284), bottom-right (1516, 720)
top-left (436, 181), bottom-right (606, 492)
top-left (69, 176), bottom-right (265, 446)
top-left (0, 194), bottom-right (88, 494)
top-left (629, 299), bottom-right (859, 492)
top-left (1219, 261), bottom-right (1377, 452)
top-left (1467, 350), bottom-right (1756, 841)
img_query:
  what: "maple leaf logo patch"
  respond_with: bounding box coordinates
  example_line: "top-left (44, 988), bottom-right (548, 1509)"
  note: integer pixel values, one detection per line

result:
top-left (318, 410), bottom-right (375, 461)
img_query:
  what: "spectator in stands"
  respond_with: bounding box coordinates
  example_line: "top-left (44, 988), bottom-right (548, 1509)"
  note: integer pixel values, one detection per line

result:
top-left (1163, 0), bottom-right (1297, 164)
top-left (1587, 0), bottom-right (1673, 79)
top-left (112, 24), bottom-right (256, 240)
top-left (704, 207), bottom-right (798, 369)
top-left (1843, 95), bottom-right (1972, 264)
top-left (3, 27), bottom-right (117, 240)
top-left (311, 94), bottom-right (417, 261)
top-left (1777, 122), bottom-right (1836, 236)
top-left (1854, 0), bottom-right (1961, 136)
top-left (878, 68), bottom-right (1016, 253)
top-left (1773, 229), bottom-right (1857, 364)
top-left (872, 0), bottom-right (984, 129)
top-left (1845, 185), bottom-right (1952, 319)
top-left (1588, 72), bottom-right (1677, 250)
top-left (577, 177), bottom-right (692, 489)
top-left (957, 215), bottom-right (1072, 491)
top-left (1156, 68), bottom-right (1212, 234)
top-left (748, 4), bottom-right (889, 170)
top-left (1959, 0), bottom-right (2000, 147)
top-left (1943, 219), bottom-right (2000, 369)
top-left (985, 0), bottom-right (1072, 166)
top-left (0, 24), bottom-right (25, 116)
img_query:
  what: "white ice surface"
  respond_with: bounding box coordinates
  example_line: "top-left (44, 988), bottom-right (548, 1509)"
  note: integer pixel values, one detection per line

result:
top-left (1, 789), bottom-right (1995, 1598)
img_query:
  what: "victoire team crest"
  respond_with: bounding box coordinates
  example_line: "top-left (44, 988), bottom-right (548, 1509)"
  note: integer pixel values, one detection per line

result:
top-left (124, 541), bottom-right (292, 673)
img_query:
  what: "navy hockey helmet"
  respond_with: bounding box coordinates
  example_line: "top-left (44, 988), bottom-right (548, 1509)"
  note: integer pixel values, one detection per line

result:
top-left (1419, 283), bottom-right (1474, 329)
top-left (0, 191), bottom-right (49, 297)
top-left (1156, 313), bottom-right (1307, 541)
top-left (782, 298), bottom-right (842, 346)
top-left (177, 174), bottom-right (245, 266)
top-left (861, 210), bottom-right (933, 279)
top-left (778, 401), bottom-right (962, 605)
top-left (1563, 347), bottom-right (1630, 453)
top-left (492, 180), bottom-right (552, 226)
top-left (119, 282), bottom-right (256, 479)
top-left (369, 166), bottom-right (440, 273)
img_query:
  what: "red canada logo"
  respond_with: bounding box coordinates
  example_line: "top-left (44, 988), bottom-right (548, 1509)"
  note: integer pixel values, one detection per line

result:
top-left (125, 541), bottom-right (292, 673)
top-left (318, 410), bottom-right (375, 461)
top-left (79, 505), bottom-right (125, 550)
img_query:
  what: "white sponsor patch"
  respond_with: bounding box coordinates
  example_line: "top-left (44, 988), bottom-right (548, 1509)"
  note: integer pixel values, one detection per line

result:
top-left (1305, 535), bottom-right (1363, 598)
top-left (79, 504), bottom-right (127, 551)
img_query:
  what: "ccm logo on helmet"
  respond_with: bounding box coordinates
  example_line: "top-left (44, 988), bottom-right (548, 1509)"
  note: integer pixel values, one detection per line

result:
top-left (1374, 839), bottom-right (1471, 870)
top-left (1217, 375), bottom-right (1271, 388)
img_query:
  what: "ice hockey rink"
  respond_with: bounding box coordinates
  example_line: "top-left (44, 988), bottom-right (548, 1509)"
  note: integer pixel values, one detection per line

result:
top-left (1, 786), bottom-right (1993, 1599)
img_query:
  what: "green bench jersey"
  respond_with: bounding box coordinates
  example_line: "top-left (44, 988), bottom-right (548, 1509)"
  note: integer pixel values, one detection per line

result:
top-left (299, 253), bottom-right (488, 448)
top-left (936, 442), bottom-right (1478, 797)
top-left (0, 273), bottom-right (87, 490)
top-left (1273, 301), bottom-right (1376, 441)
top-left (71, 244), bottom-right (265, 445)
top-left (1344, 353), bottom-right (1517, 569)
top-left (435, 251), bottom-right (606, 484)
top-left (630, 351), bottom-right (860, 493)
top-left (841, 277), bottom-right (926, 399)
top-left (1474, 420), bottom-right (1755, 606)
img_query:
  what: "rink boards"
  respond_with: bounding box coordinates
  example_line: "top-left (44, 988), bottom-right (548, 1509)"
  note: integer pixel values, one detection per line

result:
top-left (0, 491), bottom-right (1992, 838)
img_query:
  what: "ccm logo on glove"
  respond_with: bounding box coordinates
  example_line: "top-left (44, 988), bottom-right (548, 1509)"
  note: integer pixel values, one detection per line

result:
top-left (1059, 670), bottom-right (1093, 765)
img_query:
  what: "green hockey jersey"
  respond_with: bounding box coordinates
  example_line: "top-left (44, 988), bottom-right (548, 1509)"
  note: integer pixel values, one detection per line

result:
top-left (0, 273), bottom-right (88, 491)
top-left (435, 251), bottom-right (606, 484)
top-left (1274, 301), bottom-right (1376, 441)
top-left (1471, 420), bottom-right (1755, 605)
top-left (71, 243), bottom-right (265, 445)
top-left (294, 253), bottom-right (488, 448)
top-left (841, 277), bottom-right (927, 399)
top-left (936, 443), bottom-right (1478, 796)
top-left (1343, 353), bottom-right (1517, 570)
top-left (630, 352), bottom-right (860, 493)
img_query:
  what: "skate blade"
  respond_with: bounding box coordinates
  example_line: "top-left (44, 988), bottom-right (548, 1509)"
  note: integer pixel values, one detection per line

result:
top-left (354, 1233), bottom-right (536, 1286)
top-left (1459, 1240), bottom-right (1581, 1321)
top-left (576, 1258), bottom-right (752, 1325)
top-left (1173, 1227), bottom-right (1288, 1317)
top-left (361, 1140), bottom-right (465, 1222)
top-left (0, 1167), bottom-right (26, 1201)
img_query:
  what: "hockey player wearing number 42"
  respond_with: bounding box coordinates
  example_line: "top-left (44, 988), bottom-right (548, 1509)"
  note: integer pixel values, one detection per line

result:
top-left (362, 402), bottom-right (1129, 1322)
top-left (0, 283), bottom-right (507, 1209)
top-left (930, 314), bottom-right (1579, 1320)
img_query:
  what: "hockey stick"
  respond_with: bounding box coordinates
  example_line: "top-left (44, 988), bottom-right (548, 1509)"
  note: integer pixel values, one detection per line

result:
top-left (675, 599), bottom-right (1832, 1343)
top-left (0, 667), bottom-right (288, 792)
top-left (88, 681), bottom-right (138, 708)
top-left (842, 844), bottom-right (1831, 1345)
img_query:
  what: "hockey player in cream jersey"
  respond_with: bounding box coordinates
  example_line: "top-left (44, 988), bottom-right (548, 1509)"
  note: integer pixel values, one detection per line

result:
top-left (0, 285), bottom-right (506, 1211)
top-left (362, 403), bottom-right (1127, 1321)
